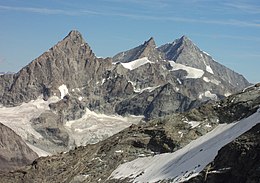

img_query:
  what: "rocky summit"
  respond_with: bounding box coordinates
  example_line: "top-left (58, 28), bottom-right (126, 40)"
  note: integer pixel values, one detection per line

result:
top-left (0, 30), bottom-right (257, 182)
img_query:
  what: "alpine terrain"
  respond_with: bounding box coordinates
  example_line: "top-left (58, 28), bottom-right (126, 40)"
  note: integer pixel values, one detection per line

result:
top-left (0, 30), bottom-right (258, 182)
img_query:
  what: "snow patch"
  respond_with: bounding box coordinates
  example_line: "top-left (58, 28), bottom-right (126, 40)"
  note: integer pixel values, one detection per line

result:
top-left (78, 96), bottom-right (83, 101)
top-left (0, 96), bottom-right (59, 146)
top-left (58, 84), bottom-right (69, 99)
top-left (184, 120), bottom-right (201, 129)
top-left (205, 123), bottom-right (212, 128)
top-left (199, 91), bottom-right (218, 100)
top-left (178, 131), bottom-right (184, 138)
top-left (203, 77), bottom-right (221, 85)
top-left (115, 150), bottom-right (124, 153)
top-left (177, 78), bottom-right (182, 85)
top-left (101, 78), bottom-right (106, 85)
top-left (206, 65), bottom-right (214, 74)
top-left (224, 92), bottom-right (232, 97)
top-left (109, 109), bottom-right (260, 182)
top-left (134, 85), bottom-right (161, 93)
top-left (120, 57), bottom-right (152, 70)
top-left (26, 143), bottom-right (51, 157)
top-left (128, 81), bottom-right (160, 93)
top-left (64, 109), bottom-right (143, 146)
top-left (202, 51), bottom-right (211, 56)
top-left (169, 61), bottom-right (204, 79)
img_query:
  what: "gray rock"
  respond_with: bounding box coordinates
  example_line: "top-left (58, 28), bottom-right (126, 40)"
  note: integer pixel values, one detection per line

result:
top-left (158, 36), bottom-right (249, 90)
top-left (0, 123), bottom-right (38, 172)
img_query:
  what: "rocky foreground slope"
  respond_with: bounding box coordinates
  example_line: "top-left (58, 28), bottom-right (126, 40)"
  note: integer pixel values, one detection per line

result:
top-left (0, 83), bottom-right (259, 183)
top-left (186, 123), bottom-right (260, 183)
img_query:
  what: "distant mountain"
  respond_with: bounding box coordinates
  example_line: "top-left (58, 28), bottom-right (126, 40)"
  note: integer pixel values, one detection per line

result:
top-left (0, 30), bottom-right (252, 171)
top-left (158, 36), bottom-right (248, 88)
top-left (112, 37), bottom-right (164, 63)
top-left (0, 71), bottom-right (14, 75)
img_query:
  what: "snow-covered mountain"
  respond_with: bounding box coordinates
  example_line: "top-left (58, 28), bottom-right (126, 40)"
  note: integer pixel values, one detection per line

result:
top-left (0, 30), bottom-right (253, 175)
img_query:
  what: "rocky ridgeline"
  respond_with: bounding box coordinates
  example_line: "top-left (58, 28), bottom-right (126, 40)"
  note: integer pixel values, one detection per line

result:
top-left (0, 30), bottom-right (249, 119)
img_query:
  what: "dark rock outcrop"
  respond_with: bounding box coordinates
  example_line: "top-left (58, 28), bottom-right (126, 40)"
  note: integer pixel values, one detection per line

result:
top-left (0, 123), bottom-right (38, 172)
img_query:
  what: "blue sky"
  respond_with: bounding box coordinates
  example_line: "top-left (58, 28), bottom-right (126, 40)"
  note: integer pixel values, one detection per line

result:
top-left (0, 0), bottom-right (259, 83)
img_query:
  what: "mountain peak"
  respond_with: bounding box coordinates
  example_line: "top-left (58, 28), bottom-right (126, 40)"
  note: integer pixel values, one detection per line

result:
top-left (112, 36), bottom-right (162, 63)
top-left (63, 30), bottom-right (84, 44)
top-left (178, 35), bottom-right (193, 45)
top-left (67, 30), bottom-right (82, 38)
top-left (144, 37), bottom-right (156, 48)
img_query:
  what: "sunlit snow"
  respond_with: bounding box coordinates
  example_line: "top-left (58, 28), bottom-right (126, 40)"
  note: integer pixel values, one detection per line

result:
top-left (206, 65), bottom-right (214, 74)
top-left (199, 91), bottom-right (218, 100)
top-left (64, 109), bottom-right (143, 146)
top-left (0, 96), bottom-right (142, 156)
top-left (203, 77), bottom-right (221, 85)
top-left (120, 57), bottom-right (152, 70)
top-left (0, 96), bottom-right (59, 141)
top-left (109, 109), bottom-right (260, 182)
top-left (58, 84), bottom-right (69, 99)
top-left (0, 96), bottom-right (60, 156)
top-left (169, 61), bottom-right (204, 79)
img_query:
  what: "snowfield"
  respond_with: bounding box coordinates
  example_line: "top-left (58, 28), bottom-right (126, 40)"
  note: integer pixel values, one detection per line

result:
top-left (109, 108), bottom-right (260, 182)
top-left (64, 109), bottom-right (143, 146)
top-left (169, 61), bottom-right (204, 79)
top-left (120, 57), bottom-right (152, 70)
top-left (0, 96), bottom-right (60, 156)
top-left (0, 96), bottom-right (59, 141)
top-left (0, 96), bottom-right (142, 156)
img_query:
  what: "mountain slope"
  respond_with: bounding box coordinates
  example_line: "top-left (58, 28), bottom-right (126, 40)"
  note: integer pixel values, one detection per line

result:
top-left (187, 123), bottom-right (260, 183)
top-left (158, 36), bottom-right (249, 89)
top-left (0, 123), bottom-right (38, 172)
top-left (0, 83), bottom-right (259, 183)
top-left (112, 37), bottom-right (164, 63)
top-left (0, 30), bottom-right (110, 106)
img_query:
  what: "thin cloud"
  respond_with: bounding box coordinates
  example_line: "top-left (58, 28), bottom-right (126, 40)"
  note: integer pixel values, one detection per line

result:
top-left (225, 2), bottom-right (260, 14)
top-left (0, 5), bottom-right (260, 28)
top-left (102, 0), bottom-right (169, 8)
top-left (0, 5), bottom-right (100, 16)
top-left (191, 33), bottom-right (260, 42)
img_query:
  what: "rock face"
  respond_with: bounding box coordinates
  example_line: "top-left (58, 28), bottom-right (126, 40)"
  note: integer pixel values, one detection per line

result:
top-left (0, 30), bottom-right (111, 106)
top-left (0, 83), bottom-right (259, 183)
top-left (0, 30), bottom-right (250, 119)
top-left (112, 37), bottom-right (164, 63)
top-left (0, 123), bottom-right (38, 172)
top-left (158, 36), bottom-right (249, 89)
